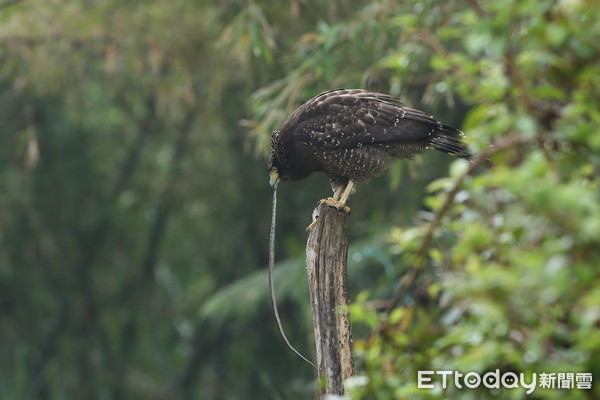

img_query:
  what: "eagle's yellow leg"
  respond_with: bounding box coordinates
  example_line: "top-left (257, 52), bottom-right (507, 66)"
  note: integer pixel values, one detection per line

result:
top-left (306, 181), bottom-right (354, 231)
top-left (323, 180), bottom-right (354, 211)
top-left (319, 181), bottom-right (353, 212)
top-left (338, 180), bottom-right (355, 207)
top-left (332, 186), bottom-right (344, 201)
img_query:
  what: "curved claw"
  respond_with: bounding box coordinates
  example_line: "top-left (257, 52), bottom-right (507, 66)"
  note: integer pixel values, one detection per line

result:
top-left (318, 197), bottom-right (351, 214)
top-left (307, 197), bottom-right (351, 231)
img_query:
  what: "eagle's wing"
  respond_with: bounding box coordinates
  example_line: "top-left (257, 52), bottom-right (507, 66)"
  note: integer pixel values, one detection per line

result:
top-left (287, 89), bottom-right (470, 159)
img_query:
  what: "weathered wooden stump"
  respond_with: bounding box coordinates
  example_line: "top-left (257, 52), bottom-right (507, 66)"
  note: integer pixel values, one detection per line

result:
top-left (306, 203), bottom-right (355, 397)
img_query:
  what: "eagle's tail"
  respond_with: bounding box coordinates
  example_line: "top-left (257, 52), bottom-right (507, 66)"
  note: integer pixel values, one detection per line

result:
top-left (427, 125), bottom-right (473, 161)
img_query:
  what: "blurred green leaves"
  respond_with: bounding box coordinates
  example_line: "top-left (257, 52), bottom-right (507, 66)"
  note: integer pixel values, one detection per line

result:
top-left (1, 0), bottom-right (599, 399)
top-left (321, 0), bottom-right (600, 399)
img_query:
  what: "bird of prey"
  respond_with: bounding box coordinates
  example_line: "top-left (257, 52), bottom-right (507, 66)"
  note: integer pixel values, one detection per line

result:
top-left (268, 89), bottom-right (471, 212)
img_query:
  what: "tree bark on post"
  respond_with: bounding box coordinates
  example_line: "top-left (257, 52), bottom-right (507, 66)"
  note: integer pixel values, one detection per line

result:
top-left (306, 203), bottom-right (355, 397)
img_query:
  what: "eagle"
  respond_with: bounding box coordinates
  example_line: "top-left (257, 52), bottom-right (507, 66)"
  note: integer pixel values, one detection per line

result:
top-left (267, 89), bottom-right (471, 212)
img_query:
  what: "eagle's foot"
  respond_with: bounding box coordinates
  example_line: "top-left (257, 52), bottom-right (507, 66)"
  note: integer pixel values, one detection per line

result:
top-left (307, 198), bottom-right (351, 231)
top-left (306, 198), bottom-right (351, 231)
top-left (318, 197), bottom-right (351, 214)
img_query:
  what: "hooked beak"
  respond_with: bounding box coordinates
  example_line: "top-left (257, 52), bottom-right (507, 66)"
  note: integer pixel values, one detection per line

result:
top-left (269, 170), bottom-right (280, 190)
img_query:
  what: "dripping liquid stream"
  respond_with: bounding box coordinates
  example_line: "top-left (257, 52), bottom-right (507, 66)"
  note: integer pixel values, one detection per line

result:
top-left (269, 188), bottom-right (315, 368)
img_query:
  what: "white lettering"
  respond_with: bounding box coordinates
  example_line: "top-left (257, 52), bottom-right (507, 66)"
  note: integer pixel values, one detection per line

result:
top-left (417, 371), bottom-right (434, 389)
top-left (482, 369), bottom-right (500, 389)
top-left (437, 370), bottom-right (453, 388)
top-left (416, 369), bottom-right (553, 395)
top-left (502, 372), bottom-right (519, 389)
top-left (520, 372), bottom-right (537, 394)
top-left (464, 372), bottom-right (481, 388)
top-left (454, 371), bottom-right (463, 389)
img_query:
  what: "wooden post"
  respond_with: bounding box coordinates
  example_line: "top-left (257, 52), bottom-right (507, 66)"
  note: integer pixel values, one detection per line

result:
top-left (306, 204), bottom-right (355, 397)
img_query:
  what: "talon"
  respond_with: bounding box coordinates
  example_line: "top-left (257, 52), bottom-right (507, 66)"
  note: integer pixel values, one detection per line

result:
top-left (319, 197), bottom-right (338, 208)
top-left (318, 198), bottom-right (351, 214)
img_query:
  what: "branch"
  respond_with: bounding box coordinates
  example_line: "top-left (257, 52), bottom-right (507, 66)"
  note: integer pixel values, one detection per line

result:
top-left (468, 0), bottom-right (487, 18)
top-left (306, 204), bottom-right (355, 397)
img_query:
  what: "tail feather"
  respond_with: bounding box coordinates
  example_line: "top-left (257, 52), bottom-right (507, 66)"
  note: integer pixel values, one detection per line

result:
top-left (427, 125), bottom-right (472, 160)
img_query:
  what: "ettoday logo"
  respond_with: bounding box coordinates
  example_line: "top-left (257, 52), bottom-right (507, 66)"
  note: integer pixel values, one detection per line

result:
top-left (418, 370), bottom-right (593, 394)
top-left (418, 370), bottom-right (535, 394)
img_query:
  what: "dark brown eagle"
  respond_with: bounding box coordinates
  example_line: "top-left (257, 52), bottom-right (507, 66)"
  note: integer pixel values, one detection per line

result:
top-left (268, 89), bottom-right (471, 211)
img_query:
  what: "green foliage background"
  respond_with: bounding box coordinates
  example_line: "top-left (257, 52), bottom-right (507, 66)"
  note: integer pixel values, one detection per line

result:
top-left (0, 0), bottom-right (598, 399)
